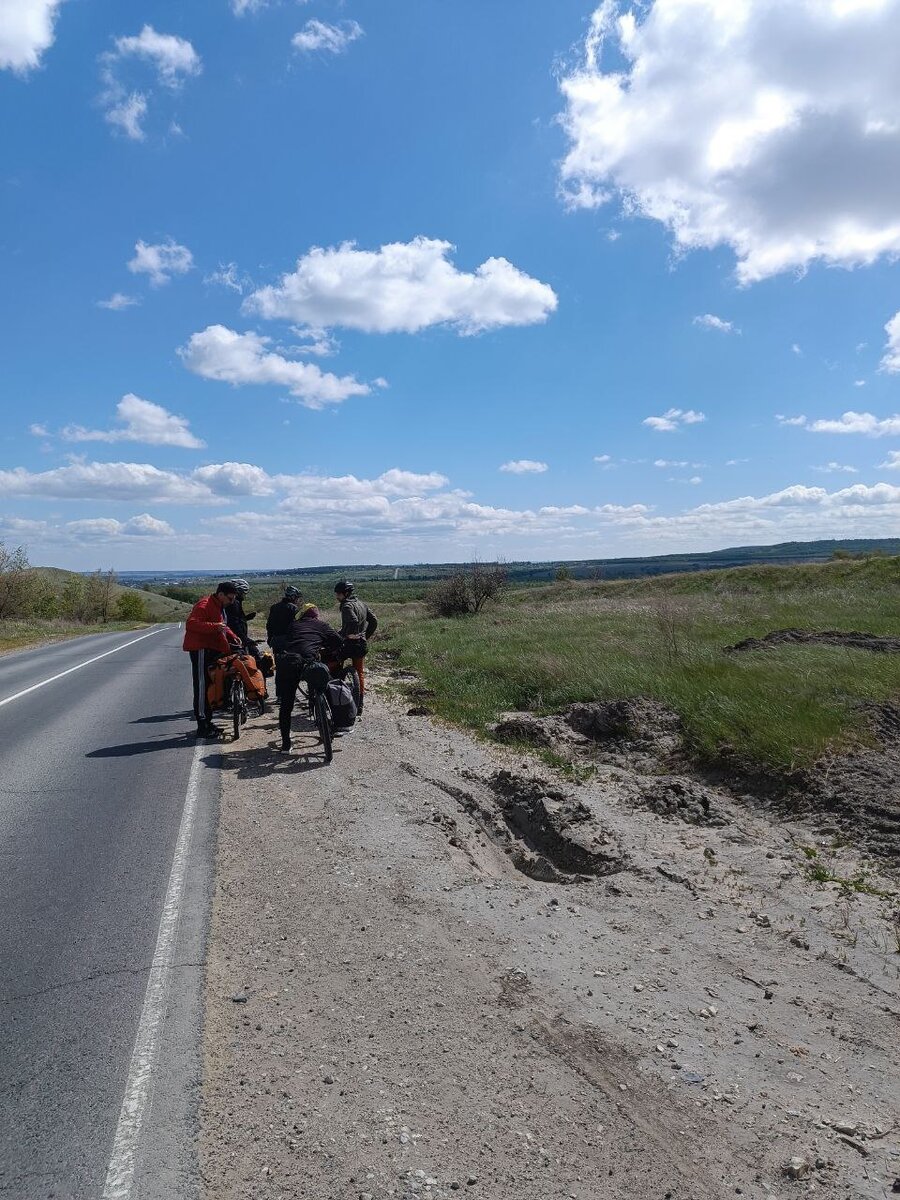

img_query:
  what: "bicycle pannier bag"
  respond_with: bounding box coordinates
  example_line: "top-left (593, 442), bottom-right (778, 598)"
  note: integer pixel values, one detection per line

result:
top-left (206, 661), bottom-right (229, 710)
top-left (234, 653), bottom-right (267, 701)
top-left (325, 678), bottom-right (357, 730)
top-left (303, 661), bottom-right (331, 693)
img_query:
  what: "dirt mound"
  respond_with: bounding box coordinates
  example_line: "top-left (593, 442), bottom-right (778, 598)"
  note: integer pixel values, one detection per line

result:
top-left (636, 776), bottom-right (726, 826)
top-left (491, 699), bottom-right (683, 768)
top-left (491, 713), bottom-right (561, 748)
top-left (567, 698), bottom-right (682, 751)
top-left (489, 770), bottom-right (625, 881)
top-left (803, 702), bottom-right (900, 860)
top-left (726, 628), bottom-right (900, 654)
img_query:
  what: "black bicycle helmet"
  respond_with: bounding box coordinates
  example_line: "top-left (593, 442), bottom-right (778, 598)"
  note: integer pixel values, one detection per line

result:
top-left (334, 578), bottom-right (354, 595)
top-left (284, 585), bottom-right (301, 600)
top-left (232, 577), bottom-right (250, 596)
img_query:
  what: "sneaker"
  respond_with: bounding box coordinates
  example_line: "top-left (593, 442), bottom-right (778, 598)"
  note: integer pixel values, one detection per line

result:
top-left (278, 739), bottom-right (293, 754)
top-left (196, 722), bottom-right (224, 738)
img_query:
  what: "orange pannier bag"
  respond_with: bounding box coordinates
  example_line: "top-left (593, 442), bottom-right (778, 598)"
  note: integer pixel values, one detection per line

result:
top-left (206, 660), bottom-right (229, 710)
top-left (232, 653), bottom-right (267, 701)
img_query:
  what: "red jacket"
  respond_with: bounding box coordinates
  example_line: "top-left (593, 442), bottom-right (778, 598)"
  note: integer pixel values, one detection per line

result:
top-left (182, 594), bottom-right (241, 653)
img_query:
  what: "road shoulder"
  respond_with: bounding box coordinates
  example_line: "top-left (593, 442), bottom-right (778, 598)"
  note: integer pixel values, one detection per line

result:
top-left (200, 680), bottom-right (899, 1200)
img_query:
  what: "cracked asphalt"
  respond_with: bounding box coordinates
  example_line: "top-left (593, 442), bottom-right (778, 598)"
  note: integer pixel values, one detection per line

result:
top-left (0, 627), bottom-right (217, 1200)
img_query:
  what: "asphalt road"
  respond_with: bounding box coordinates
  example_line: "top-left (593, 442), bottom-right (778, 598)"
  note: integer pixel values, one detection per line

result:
top-left (0, 626), bottom-right (218, 1200)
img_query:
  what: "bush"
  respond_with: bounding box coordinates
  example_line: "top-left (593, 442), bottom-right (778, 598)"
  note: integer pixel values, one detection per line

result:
top-left (427, 573), bottom-right (472, 617)
top-left (115, 591), bottom-right (150, 622)
top-left (426, 562), bottom-right (508, 617)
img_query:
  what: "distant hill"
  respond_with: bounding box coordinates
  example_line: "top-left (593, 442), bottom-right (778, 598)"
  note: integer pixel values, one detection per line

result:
top-left (119, 537), bottom-right (900, 589)
top-left (29, 568), bottom-right (192, 622)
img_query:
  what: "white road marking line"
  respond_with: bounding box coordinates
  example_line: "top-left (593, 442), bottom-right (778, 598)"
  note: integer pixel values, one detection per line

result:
top-left (102, 739), bottom-right (205, 1200)
top-left (0, 627), bottom-right (164, 710)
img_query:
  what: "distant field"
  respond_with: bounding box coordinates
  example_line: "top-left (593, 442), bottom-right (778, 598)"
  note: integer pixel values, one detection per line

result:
top-left (375, 555), bottom-right (900, 773)
top-left (124, 536), bottom-right (900, 596)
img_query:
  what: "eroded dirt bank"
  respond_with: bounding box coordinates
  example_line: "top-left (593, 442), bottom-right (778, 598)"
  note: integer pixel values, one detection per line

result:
top-left (200, 681), bottom-right (899, 1200)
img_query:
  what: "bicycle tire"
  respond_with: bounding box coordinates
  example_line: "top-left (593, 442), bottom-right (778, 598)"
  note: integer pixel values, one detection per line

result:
top-left (314, 691), bottom-right (333, 763)
top-left (232, 679), bottom-right (245, 740)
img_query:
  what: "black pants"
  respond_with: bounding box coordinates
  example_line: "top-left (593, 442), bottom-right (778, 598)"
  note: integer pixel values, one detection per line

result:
top-left (189, 649), bottom-right (220, 725)
top-left (278, 660), bottom-right (329, 742)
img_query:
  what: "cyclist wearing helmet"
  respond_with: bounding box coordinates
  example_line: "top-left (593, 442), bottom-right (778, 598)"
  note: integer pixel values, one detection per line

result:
top-left (277, 603), bottom-right (342, 754)
top-left (266, 585), bottom-right (302, 651)
top-left (267, 584), bottom-right (302, 703)
top-left (224, 578), bottom-right (256, 650)
top-left (333, 579), bottom-right (377, 714)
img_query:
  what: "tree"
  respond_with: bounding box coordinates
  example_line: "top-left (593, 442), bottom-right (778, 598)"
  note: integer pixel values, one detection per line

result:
top-left (554, 565), bottom-right (572, 582)
top-left (0, 543), bottom-right (32, 618)
top-left (115, 591), bottom-right (149, 622)
top-left (60, 575), bottom-right (86, 620)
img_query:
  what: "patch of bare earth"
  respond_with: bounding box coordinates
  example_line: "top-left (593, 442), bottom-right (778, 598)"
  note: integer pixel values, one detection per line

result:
top-left (200, 678), bottom-right (900, 1200)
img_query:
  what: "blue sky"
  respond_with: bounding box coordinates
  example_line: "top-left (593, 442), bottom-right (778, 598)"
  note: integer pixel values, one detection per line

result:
top-left (2, 0), bottom-right (900, 569)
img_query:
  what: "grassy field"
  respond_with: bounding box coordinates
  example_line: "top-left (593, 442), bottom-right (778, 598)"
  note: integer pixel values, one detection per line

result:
top-left (373, 555), bottom-right (900, 773)
top-left (0, 619), bottom-right (154, 656)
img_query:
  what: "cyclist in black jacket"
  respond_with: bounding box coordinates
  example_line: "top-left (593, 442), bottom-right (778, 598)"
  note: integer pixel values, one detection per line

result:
top-left (277, 604), bottom-right (342, 754)
top-left (266, 586), bottom-right (301, 702)
top-left (266, 585), bottom-right (301, 650)
top-left (224, 578), bottom-right (256, 649)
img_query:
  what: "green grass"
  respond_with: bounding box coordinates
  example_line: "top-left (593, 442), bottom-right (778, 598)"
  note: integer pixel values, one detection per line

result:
top-left (374, 555), bottom-right (900, 773)
top-left (0, 619), bottom-right (152, 655)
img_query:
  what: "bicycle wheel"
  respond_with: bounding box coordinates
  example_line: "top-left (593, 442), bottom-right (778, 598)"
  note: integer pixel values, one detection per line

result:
top-left (314, 691), bottom-right (333, 764)
top-left (232, 678), bottom-right (245, 740)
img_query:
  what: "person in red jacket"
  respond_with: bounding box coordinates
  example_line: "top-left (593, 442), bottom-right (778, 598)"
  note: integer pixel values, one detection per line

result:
top-left (183, 581), bottom-right (241, 737)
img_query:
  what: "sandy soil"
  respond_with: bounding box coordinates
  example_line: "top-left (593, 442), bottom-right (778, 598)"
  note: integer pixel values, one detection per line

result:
top-left (200, 677), bottom-right (899, 1200)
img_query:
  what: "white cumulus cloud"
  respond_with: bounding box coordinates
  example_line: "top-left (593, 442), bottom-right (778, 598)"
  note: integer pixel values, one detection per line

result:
top-left (0, 462), bottom-right (215, 504)
top-left (881, 311), bottom-right (900, 372)
top-left (559, 0), bottom-right (900, 283)
top-left (694, 314), bottom-right (738, 334)
top-left (499, 460), bottom-right (549, 475)
top-left (805, 411), bottom-right (900, 436)
top-left (59, 395), bottom-right (205, 449)
top-left (292, 19), bottom-right (363, 55)
top-left (812, 462), bottom-right (858, 474)
top-left (643, 408), bottom-right (706, 432)
top-left (128, 238), bottom-right (193, 286)
top-left (96, 292), bottom-right (141, 311)
top-left (100, 25), bottom-right (200, 141)
top-left (66, 514), bottom-right (175, 539)
top-left (245, 237), bottom-right (558, 335)
top-left (179, 325), bottom-right (371, 409)
top-left (0, 0), bottom-right (64, 72)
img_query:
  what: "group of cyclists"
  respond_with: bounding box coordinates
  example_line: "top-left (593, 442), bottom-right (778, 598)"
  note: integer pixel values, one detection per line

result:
top-left (182, 577), bottom-right (377, 752)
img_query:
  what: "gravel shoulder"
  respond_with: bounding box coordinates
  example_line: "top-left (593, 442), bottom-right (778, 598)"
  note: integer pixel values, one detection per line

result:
top-left (200, 677), bottom-right (899, 1200)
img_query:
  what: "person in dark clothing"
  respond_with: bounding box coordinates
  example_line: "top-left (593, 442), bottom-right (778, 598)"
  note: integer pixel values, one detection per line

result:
top-left (277, 604), bottom-right (342, 754)
top-left (266, 585), bottom-right (302, 702)
top-left (224, 578), bottom-right (256, 650)
top-left (333, 580), bottom-right (377, 713)
top-left (266, 585), bottom-right (301, 650)
top-left (182, 581), bottom-right (241, 737)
